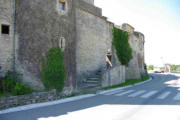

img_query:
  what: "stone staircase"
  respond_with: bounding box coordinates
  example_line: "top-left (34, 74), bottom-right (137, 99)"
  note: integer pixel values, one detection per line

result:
top-left (78, 71), bottom-right (102, 93)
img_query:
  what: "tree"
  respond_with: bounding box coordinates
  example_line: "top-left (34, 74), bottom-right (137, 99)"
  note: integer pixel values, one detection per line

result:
top-left (177, 66), bottom-right (180, 71)
top-left (171, 64), bottom-right (177, 71)
top-left (147, 65), bottom-right (154, 71)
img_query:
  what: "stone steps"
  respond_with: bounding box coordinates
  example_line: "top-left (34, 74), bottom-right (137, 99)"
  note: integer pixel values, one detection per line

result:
top-left (78, 75), bottom-right (102, 93)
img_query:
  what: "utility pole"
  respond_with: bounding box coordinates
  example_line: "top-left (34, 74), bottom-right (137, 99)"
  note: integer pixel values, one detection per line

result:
top-left (11, 0), bottom-right (16, 78)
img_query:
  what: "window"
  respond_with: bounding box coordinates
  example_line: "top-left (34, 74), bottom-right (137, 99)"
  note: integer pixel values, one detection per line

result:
top-left (1, 25), bottom-right (10, 35)
top-left (59, 0), bottom-right (66, 11)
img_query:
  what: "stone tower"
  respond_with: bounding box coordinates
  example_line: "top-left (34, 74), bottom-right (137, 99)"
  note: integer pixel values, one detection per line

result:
top-left (0, 0), bottom-right (13, 77)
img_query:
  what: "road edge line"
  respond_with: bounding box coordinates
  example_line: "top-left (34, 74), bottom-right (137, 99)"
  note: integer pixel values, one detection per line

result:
top-left (0, 94), bottom-right (95, 115)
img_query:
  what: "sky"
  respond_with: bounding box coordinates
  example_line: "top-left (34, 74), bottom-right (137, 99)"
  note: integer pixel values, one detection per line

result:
top-left (94, 0), bottom-right (180, 67)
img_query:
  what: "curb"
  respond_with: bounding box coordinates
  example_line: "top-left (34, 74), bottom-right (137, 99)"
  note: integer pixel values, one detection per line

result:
top-left (0, 94), bottom-right (95, 115)
top-left (97, 77), bottom-right (152, 95)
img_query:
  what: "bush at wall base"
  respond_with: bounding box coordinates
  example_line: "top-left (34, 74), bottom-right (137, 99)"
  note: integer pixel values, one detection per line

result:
top-left (41, 47), bottom-right (66, 92)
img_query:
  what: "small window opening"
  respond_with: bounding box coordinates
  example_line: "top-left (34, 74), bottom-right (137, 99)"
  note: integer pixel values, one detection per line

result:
top-left (1, 25), bottom-right (10, 35)
top-left (59, 37), bottom-right (65, 51)
top-left (60, 38), bottom-right (63, 48)
top-left (59, 0), bottom-right (66, 11)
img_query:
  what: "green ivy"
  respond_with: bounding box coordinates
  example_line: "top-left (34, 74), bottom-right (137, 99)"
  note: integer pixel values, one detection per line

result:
top-left (113, 27), bottom-right (133, 66)
top-left (41, 47), bottom-right (66, 92)
top-left (12, 82), bottom-right (33, 95)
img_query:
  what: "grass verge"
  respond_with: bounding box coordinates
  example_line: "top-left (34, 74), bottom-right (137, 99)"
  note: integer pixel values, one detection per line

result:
top-left (0, 92), bottom-right (10, 98)
top-left (104, 75), bottom-right (150, 90)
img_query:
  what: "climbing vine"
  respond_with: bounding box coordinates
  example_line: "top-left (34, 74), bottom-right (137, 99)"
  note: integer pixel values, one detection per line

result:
top-left (113, 27), bottom-right (133, 66)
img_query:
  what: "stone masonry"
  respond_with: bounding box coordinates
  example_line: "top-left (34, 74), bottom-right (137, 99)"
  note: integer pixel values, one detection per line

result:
top-left (0, 0), bottom-right (13, 76)
top-left (0, 0), bottom-right (147, 94)
top-left (121, 23), bottom-right (146, 79)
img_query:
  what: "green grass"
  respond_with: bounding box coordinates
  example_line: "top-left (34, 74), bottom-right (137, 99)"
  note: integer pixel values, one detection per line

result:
top-left (104, 75), bottom-right (150, 90)
top-left (0, 92), bottom-right (10, 98)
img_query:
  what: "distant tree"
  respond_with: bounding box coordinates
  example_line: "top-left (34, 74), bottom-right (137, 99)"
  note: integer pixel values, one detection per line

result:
top-left (171, 64), bottom-right (177, 71)
top-left (160, 67), bottom-right (165, 70)
top-left (177, 66), bottom-right (180, 71)
top-left (147, 65), bottom-right (154, 71)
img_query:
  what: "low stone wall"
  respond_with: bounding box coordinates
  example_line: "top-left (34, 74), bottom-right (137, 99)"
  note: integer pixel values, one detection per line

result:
top-left (102, 65), bottom-right (126, 87)
top-left (0, 90), bottom-right (58, 110)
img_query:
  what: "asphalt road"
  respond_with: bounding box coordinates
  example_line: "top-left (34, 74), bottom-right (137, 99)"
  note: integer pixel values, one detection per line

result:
top-left (1, 73), bottom-right (180, 120)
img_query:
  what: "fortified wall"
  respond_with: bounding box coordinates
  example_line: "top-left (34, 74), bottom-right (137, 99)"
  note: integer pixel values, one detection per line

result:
top-left (0, 0), bottom-right (13, 76)
top-left (121, 23), bottom-right (146, 79)
top-left (0, 0), bottom-right (146, 93)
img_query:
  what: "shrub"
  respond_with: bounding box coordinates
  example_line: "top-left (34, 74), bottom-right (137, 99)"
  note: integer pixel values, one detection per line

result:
top-left (41, 47), bottom-right (66, 92)
top-left (12, 82), bottom-right (33, 95)
top-left (2, 73), bottom-right (16, 92)
top-left (177, 66), bottom-right (180, 71)
top-left (0, 72), bottom-right (33, 96)
top-left (113, 27), bottom-right (132, 66)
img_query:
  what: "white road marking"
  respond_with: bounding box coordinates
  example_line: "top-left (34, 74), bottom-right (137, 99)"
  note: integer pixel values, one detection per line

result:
top-left (104, 90), bottom-right (124, 95)
top-left (157, 92), bottom-right (171, 99)
top-left (115, 90), bottom-right (135, 96)
top-left (141, 91), bottom-right (158, 98)
top-left (173, 93), bottom-right (180, 100)
top-left (128, 90), bottom-right (146, 97)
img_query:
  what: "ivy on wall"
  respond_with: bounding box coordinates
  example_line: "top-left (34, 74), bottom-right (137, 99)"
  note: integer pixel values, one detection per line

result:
top-left (113, 27), bottom-right (133, 66)
top-left (41, 47), bottom-right (66, 92)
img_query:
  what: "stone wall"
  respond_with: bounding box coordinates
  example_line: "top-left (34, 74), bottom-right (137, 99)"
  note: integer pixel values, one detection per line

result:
top-left (82, 0), bottom-right (94, 5)
top-left (121, 23), bottom-right (146, 79)
top-left (0, 0), bottom-right (13, 76)
top-left (134, 32), bottom-right (146, 75)
top-left (0, 90), bottom-right (57, 110)
top-left (0, 0), bottom-right (146, 93)
top-left (15, 0), bottom-right (76, 91)
top-left (102, 65), bottom-right (125, 87)
top-left (75, 6), bottom-right (113, 82)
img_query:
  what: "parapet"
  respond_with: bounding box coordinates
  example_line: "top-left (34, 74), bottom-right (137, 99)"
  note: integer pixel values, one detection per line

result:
top-left (121, 23), bottom-right (135, 34)
top-left (81, 0), bottom-right (94, 5)
top-left (75, 0), bottom-right (102, 17)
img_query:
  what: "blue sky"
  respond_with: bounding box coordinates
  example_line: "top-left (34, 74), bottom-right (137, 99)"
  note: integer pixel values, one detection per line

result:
top-left (95, 0), bottom-right (180, 66)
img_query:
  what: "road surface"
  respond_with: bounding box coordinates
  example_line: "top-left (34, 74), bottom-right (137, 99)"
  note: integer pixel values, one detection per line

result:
top-left (1, 73), bottom-right (180, 120)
